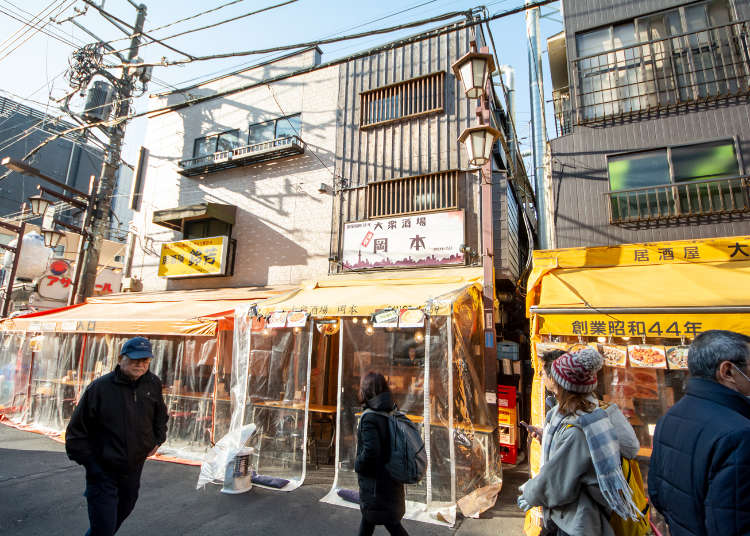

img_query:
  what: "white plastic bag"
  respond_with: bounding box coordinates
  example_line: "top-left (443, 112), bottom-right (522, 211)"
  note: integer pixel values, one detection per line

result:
top-left (196, 424), bottom-right (256, 490)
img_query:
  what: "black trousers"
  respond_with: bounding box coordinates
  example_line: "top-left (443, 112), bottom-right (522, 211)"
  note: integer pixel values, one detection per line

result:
top-left (358, 517), bottom-right (409, 536)
top-left (84, 463), bottom-right (143, 536)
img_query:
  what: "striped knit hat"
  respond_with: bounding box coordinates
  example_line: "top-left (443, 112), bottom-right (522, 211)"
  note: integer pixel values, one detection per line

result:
top-left (550, 347), bottom-right (604, 394)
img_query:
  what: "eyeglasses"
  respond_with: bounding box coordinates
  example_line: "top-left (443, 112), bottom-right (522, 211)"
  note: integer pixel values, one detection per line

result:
top-left (732, 363), bottom-right (750, 383)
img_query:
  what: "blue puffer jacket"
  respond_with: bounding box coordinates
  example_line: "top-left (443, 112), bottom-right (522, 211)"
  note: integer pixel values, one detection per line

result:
top-left (648, 377), bottom-right (750, 536)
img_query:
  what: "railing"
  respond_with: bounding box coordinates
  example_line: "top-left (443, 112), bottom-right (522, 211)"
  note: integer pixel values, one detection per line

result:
top-left (606, 175), bottom-right (750, 223)
top-left (571, 20), bottom-right (750, 125)
top-left (552, 87), bottom-right (572, 136)
top-left (367, 170), bottom-right (458, 218)
top-left (178, 136), bottom-right (304, 176)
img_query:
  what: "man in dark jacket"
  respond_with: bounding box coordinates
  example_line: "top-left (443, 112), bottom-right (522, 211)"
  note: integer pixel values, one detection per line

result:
top-left (649, 330), bottom-right (750, 536)
top-left (355, 372), bottom-right (408, 536)
top-left (66, 337), bottom-right (168, 536)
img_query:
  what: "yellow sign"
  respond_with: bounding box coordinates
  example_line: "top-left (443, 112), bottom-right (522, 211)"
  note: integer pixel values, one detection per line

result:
top-left (158, 236), bottom-right (228, 278)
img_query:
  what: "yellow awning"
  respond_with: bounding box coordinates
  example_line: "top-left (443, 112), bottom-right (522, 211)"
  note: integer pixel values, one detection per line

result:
top-left (527, 235), bottom-right (750, 336)
top-left (2, 286), bottom-right (292, 336)
top-left (257, 267), bottom-right (483, 316)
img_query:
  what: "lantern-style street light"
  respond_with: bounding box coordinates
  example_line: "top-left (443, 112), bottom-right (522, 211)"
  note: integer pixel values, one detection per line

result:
top-left (451, 49), bottom-right (496, 99)
top-left (458, 124), bottom-right (501, 167)
top-left (42, 228), bottom-right (65, 249)
top-left (28, 193), bottom-right (51, 216)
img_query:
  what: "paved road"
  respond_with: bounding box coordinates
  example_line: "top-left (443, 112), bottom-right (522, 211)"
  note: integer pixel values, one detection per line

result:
top-left (0, 424), bottom-right (525, 536)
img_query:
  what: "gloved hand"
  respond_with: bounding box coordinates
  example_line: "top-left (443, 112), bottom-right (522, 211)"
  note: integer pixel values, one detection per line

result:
top-left (517, 494), bottom-right (532, 512)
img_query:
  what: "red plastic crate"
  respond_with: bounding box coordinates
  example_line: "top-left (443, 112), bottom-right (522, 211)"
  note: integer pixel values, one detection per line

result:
top-left (499, 443), bottom-right (518, 465)
top-left (497, 385), bottom-right (516, 409)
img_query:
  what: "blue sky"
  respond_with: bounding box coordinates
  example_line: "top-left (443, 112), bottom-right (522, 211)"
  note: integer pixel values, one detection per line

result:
top-left (0, 0), bottom-right (561, 172)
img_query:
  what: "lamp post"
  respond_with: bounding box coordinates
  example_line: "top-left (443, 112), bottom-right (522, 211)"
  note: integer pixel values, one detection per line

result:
top-left (1, 157), bottom-right (97, 306)
top-left (453, 41), bottom-right (501, 416)
top-left (0, 216), bottom-right (27, 318)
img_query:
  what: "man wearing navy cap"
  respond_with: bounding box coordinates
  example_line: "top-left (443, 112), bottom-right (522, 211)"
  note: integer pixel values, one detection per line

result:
top-left (66, 337), bottom-right (168, 536)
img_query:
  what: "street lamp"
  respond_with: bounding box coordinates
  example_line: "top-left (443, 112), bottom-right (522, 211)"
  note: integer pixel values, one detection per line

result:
top-left (28, 194), bottom-right (51, 216)
top-left (41, 228), bottom-right (64, 249)
top-left (458, 125), bottom-right (501, 167)
top-left (451, 49), bottom-right (496, 99)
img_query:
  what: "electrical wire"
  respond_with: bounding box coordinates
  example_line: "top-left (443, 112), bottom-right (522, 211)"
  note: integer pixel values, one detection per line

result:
top-left (0, 0), bottom-right (85, 49)
top-left (0, 0), bottom-right (62, 54)
top-left (0, 1), bottom-right (78, 61)
top-left (81, 0), bottom-right (196, 60)
top-left (0, 0), bottom-right (76, 61)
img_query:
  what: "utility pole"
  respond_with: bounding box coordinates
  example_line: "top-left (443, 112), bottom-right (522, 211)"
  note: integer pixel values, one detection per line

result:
top-left (78, 4), bottom-right (146, 302)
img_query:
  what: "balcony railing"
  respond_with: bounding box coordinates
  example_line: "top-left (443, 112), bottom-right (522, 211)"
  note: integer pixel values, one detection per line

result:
top-left (606, 175), bottom-right (750, 223)
top-left (178, 135), bottom-right (305, 177)
top-left (552, 87), bottom-right (572, 136)
top-left (570, 20), bottom-right (750, 126)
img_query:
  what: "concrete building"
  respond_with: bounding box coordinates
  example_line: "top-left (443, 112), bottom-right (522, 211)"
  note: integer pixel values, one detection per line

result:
top-left (547, 0), bottom-right (750, 248)
top-left (129, 47), bottom-right (338, 290)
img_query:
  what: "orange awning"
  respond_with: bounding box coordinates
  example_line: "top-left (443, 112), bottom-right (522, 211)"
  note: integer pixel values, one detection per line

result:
top-left (1, 286), bottom-right (293, 336)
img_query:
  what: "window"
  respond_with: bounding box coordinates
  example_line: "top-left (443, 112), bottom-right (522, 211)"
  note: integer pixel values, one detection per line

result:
top-left (193, 130), bottom-right (241, 158)
top-left (607, 139), bottom-right (746, 221)
top-left (360, 71), bottom-right (445, 128)
top-left (367, 170), bottom-right (458, 218)
top-left (573, 0), bottom-right (742, 122)
top-left (248, 114), bottom-right (301, 145)
top-left (184, 219), bottom-right (231, 240)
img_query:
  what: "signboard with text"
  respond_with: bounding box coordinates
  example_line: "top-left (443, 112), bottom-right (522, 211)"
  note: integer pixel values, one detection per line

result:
top-left (342, 210), bottom-right (464, 270)
top-left (158, 236), bottom-right (228, 278)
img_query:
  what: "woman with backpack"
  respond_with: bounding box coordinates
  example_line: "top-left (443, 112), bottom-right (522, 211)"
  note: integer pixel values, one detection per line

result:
top-left (355, 372), bottom-right (409, 536)
top-left (517, 347), bottom-right (642, 536)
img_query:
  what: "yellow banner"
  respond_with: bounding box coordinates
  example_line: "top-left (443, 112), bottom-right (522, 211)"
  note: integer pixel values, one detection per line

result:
top-left (158, 236), bottom-right (228, 278)
top-left (537, 313), bottom-right (750, 338)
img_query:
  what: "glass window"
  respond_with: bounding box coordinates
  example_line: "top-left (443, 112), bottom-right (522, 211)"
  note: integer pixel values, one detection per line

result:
top-left (608, 150), bottom-right (670, 191)
top-left (576, 27), bottom-right (612, 57)
top-left (248, 120), bottom-right (275, 145)
top-left (275, 114), bottom-right (301, 139)
top-left (193, 136), bottom-right (216, 158)
top-left (184, 219), bottom-right (231, 240)
top-left (216, 130), bottom-right (240, 152)
top-left (671, 140), bottom-right (739, 182)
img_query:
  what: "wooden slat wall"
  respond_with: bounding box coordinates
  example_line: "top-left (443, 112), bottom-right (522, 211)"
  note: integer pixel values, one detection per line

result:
top-left (331, 25), bottom-right (514, 278)
top-left (367, 170), bottom-right (459, 218)
top-left (359, 71), bottom-right (446, 128)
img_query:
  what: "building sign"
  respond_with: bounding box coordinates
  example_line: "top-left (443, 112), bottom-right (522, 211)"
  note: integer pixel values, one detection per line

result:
top-left (158, 236), bottom-right (228, 278)
top-left (38, 261), bottom-right (121, 301)
top-left (342, 210), bottom-right (464, 270)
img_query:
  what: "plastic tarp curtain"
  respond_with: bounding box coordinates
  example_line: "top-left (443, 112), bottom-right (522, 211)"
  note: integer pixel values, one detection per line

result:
top-left (0, 330), bottom-right (230, 463)
top-left (229, 306), bottom-right (313, 491)
top-left (321, 285), bottom-right (502, 526)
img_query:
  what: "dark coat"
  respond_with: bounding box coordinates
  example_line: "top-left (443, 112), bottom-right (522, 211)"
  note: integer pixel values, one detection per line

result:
top-left (65, 365), bottom-right (169, 474)
top-left (648, 377), bottom-right (750, 536)
top-left (355, 391), bottom-right (405, 525)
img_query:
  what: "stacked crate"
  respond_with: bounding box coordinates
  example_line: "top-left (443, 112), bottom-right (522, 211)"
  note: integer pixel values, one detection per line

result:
top-left (497, 385), bottom-right (518, 464)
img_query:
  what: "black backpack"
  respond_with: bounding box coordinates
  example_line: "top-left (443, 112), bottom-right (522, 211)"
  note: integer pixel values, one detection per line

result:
top-left (363, 408), bottom-right (427, 484)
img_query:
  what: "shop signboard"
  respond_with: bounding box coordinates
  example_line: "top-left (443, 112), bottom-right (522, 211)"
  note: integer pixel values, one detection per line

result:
top-left (341, 210), bottom-right (464, 270)
top-left (158, 236), bottom-right (228, 278)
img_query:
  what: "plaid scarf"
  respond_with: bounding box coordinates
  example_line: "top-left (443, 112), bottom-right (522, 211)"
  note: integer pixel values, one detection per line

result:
top-left (577, 408), bottom-right (641, 521)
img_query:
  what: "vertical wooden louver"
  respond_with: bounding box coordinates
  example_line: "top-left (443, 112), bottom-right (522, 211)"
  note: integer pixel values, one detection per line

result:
top-left (360, 71), bottom-right (445, 128)
top-left (367, 170), bottom-right (459, 218)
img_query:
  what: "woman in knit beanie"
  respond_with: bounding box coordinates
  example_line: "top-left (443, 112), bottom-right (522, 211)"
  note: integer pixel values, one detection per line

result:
top-left (517, 347), bottom-right (641, 536)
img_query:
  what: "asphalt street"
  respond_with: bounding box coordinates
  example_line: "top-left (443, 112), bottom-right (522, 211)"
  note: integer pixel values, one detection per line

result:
top-left (0, 424), bottom-right (526, 536)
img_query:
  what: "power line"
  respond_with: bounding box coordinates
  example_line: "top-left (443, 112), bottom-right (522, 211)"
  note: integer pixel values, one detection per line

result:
top-left (81, 0), bottom-right (195, 60)
top-left (0, 0), bottom-right (62, 54)
top-left (0, 1), bottom-right (78, 61)
top-left (109, 8), bottom-right (471, 69)
top-left (105, 0), bottom-right (298, 58)
top-left (0, 0), bottom-right (85, 49)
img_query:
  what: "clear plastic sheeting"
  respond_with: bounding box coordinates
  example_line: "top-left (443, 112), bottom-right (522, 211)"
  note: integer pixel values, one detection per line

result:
top-left (197, 423), bottom-right (256, 490)
top-left (0, 332), bottom-right (31, 423)
top-left (27, 333), bottom-right (83, 434)
top-left (0, 330), bottom-right (230, 463)
top-left (322, 285), bottom-right (502, 526)
top-left (228, 312), bottom-right (313, 491)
